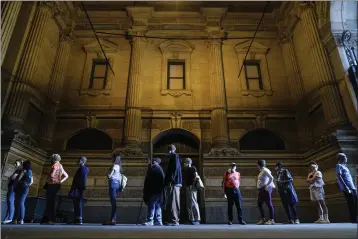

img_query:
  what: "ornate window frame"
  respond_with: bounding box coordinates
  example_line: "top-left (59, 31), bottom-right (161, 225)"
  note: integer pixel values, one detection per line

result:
top-left (235, 40), bottom-right (273, 97)
top-left (80, 39), bottom-right (118, 96)
top-left (159, 40), bottom-right (194, 97)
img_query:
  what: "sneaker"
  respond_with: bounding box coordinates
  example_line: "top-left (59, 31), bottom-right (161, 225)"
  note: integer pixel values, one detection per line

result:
top-left (75, 219), bottom-right (83, 225)
top-left (228, 221), bottom-right (233, 225)
top-left (322, 219), bottom-right (330, 224)
top-left (238, 220), bottom-right (246, 225)
top-left (154, 221), bottom-right (163, 226)
top-left (102, 221), bottom-right (116, 226)
top-left (165, 222), bottom-right (179, 226)
top-left (2, 220), bottom-right (12, 224)
top-left (314, 219), bottom-right (324, 223)
top-left (194, 221), bottom-right (200, 225)
top-left (256, 219), bottom-right (265, 225)
top-left (142, 221), bottom-right (154, 226)
top-left (284, 220), bottom-right (294, 224)
top-left (17, 220), bottom-right (24, 225)
top-left (294, 219), bottom-right (300, 224)
top-left (264, 219), bottom-right (275, 225)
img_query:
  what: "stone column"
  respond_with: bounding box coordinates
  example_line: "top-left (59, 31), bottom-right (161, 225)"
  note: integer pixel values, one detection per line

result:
top-left (207, 39), bottom-right (229, 148)
top-left (297, 3), bottom-right (349, 128)
top-left (280, 35), bottom-right (312, 150)
top-left (123, 7), bottom-right (153, 149)
top-left (202, 7), bottom-right (230, 148)
top-left (280, 35), bottom-right (305, 103)
top-left (1, 1), bottom-right (22, 63)
top-left (124, 35), bottom-right (146, 148)
top-left (3, 2), bottom-right (54, 132)
top-left (39, 31), bottom-right (74, 149)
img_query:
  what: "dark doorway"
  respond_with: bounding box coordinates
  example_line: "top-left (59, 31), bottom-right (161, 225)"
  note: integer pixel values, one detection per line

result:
top-left (152, 129), bottom-right (204, 224)
top-left (66, 128), bottom-right (113, 150)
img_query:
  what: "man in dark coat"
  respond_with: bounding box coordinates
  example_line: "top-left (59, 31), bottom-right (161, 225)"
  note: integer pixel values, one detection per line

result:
top-left (68, 157), bottom-right (89, 225)
top-left (142, 157), bottom-right (165, 226)
top-left (275, 162), bottom-right (300, 224)
top-left (163, 144), bottom-right (182, 226)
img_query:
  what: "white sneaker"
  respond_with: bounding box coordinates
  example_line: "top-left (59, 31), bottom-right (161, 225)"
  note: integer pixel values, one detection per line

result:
top-left (314, 219), bottom-right (324, 223)
top-left (256, 219), bottom-right (265, 225)
top-left (264, 219), bottom-right (275, 225)
top-left (142, 221), bottom-right (154, 226)
top-left (2, 220), bottom-right (12, 224)
top-left (322, 219), bottom-right (330, 224)
top-left (294, 219), bottom-right (300, 224)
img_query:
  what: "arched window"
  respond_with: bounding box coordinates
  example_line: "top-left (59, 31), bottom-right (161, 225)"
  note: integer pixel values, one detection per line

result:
top-left (66, 128), bottom-right (113, 150)
top-left (239, 128), bottom-right (285, 151)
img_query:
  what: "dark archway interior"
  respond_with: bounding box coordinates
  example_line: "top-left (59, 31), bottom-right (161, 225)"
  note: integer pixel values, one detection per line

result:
top-left (239, 128), bottom-right (286, 151)
top-left (66, 128), bottom-right (113, 150)
top-left (152, 128), bottom-right (204, 224)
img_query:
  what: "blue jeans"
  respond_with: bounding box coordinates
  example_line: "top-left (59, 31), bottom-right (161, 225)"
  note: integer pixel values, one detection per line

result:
top-left (225, 187), bottom-right (243, 222)
top-left (146, 194), bottom-right (162, 223)
top-left (14, 185), bottom-right (30, 220)
top-left (4, 187), bottom-right (15, 221)
top-left (73, 190), bottom-right (84, 220)
top-left (109, 180), bottom-right (120, 222)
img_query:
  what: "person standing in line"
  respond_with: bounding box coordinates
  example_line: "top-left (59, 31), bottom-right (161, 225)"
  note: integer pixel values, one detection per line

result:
top-left (103, 155), bottom-right (122, 225)
top-left (41, 154), bottom-right (69, 225)
top-left (336, 153), bottom-right (357, 223)
top-left (142, 157), bottom-right (165, 226)
top-left (2, 159), bottom-right (23, 224)
top-left (275, 162), bottom-right (300, 224)
top-left (222, 162), bottom-right (246, 225)
top-left (306, 161), bottom-right (330, 223)
top-left (183, 158), bottom-right (201, 225)
top-left (256, 159), bottom-right (276, 225)
top-left (68, 157), bottom-right (89, 225)
top-left (12, 160), bottom-right (33, 224)
top-left (163, 144), bottom-right (182, 226)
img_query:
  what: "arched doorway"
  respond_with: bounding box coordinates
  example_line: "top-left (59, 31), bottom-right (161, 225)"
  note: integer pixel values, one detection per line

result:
top-left (151, 128), bottom-right (205, 224)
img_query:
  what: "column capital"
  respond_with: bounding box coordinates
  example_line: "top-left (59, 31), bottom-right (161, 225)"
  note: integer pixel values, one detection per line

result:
top-left (205, 38), bottom-right (222, 48)
top-left (38, 1), bottom-right (57, 15)
top-left (126, 6), bottom-right (154, 29)
top-left (127, 30), bottom-right (147, 44)
top-left (60, 29), bottom-right (76, 43)
top-left (201, 7), bottom-right (227, 25)
top-left (294, 1), bottom-right (315, 18)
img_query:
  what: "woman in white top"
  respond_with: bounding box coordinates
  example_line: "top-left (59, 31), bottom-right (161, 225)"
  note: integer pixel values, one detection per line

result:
top-left (306, 161), bottom-right (329, 223)
top-left (103, 155), bottom-right (122, 225)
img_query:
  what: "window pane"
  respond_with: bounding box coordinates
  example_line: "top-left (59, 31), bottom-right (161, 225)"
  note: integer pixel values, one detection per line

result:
top-left (94, 64), bottom-right (107, 77)
top-left (169, 78), bottom-right (184, 90)
top-left (169, 64), bottom-right (184, 77)
top-left (246, 64), bottom-right (259, 78)
top-left (91, 79), bottom-right (105, 89)
top-left (248, 79), bottom-right (260, 90)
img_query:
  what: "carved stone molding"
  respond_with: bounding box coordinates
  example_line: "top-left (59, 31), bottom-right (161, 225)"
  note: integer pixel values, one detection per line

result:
top-left (112, 147), bottom-right (145, 157)
top-left (170, 112), bottom-right (182, 129)
top-left (205, 148), bottom-right (240, 157)
top-left (254, 113), bottom-right (267, 128)
top-left (85, 112), bottom-right (98, 128)
top-left (201, 7), bottom-right (227, 31)
top-left (152, 119), bottom-right (170, 131)
top-left (13, 130), bottom-right (38, 149)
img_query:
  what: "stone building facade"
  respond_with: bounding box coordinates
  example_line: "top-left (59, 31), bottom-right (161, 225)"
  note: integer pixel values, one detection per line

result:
top-left (1, 1), bottom-right (357, 223)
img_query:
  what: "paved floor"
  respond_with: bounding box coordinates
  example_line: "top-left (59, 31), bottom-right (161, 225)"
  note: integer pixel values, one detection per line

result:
top-left (1, 223), bottom-right (357, 239)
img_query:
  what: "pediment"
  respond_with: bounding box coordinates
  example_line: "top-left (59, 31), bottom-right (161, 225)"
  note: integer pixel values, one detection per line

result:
top-left (159, 40), bottom-right (194, 54)
top-left (83, 39), bottom-right (118, 54)
top-left (235, 40), bottom-right (269, 55)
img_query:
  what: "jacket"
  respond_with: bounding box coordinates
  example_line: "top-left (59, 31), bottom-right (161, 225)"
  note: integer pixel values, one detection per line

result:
top-left (143, 164), bottom-right (165, 204)
top-left (164, 153), bottom-right (182, 186)
top-left (71, 165), bottom-right (89, 190)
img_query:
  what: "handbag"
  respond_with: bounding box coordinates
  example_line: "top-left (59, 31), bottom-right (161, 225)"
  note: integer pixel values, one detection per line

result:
top-left (119, 174), bottom-right (128, 192)
top-left (194, 176), bottom-right (204, 190)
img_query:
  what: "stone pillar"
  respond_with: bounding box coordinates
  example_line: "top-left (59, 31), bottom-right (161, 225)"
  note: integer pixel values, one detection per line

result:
top-left (3, 2), bottom-right (54, 132)
top-left (297, 3), bottom-right (349, 129)
top-left (207, 39), bottom-right (229, 148)
top-left (1, 1), bottom-right (22, 63)
top-left (39, 31), bottom-right (74, 149)
top-left (123, 7), bottom-right (153, 149)
top-left (202, 7), bottom-right (230, 148)
top-left (280, 35), bottom-right (312, 150)
top-left (123, 35), bottom-right (146, 147)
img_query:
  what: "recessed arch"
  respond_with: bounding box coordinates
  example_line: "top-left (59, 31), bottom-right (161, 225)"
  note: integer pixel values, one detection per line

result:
top-left (239, 128), bottom-right (286, 151)
top-left (66, 128), bottom-right (113, 150)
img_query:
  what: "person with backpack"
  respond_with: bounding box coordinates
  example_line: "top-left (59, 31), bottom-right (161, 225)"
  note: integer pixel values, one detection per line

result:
top-left (222, 162), bottom-right (246, 225)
